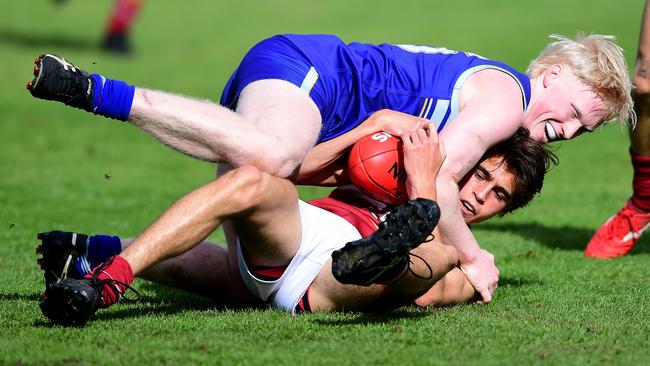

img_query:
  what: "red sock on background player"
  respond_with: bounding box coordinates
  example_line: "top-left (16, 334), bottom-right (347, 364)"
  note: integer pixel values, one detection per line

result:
top-left (104, 0), bottom-right (143, 54)
top-left (630, 149), bottom-right (650, 212)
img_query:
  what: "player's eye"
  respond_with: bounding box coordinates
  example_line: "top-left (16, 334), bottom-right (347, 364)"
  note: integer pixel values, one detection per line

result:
top-left (570, 104), bottom-right (580, 120)
top-left (574, 126), bottom-right (589, 137)
top-left (475, 170), bottom-right (485, 181)
top-left (493, 188), bottom-right (509, 202)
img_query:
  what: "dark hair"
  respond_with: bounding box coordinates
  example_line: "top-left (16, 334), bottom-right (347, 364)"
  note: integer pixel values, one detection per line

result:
top-left (482, 127), bottom-right (558, 215)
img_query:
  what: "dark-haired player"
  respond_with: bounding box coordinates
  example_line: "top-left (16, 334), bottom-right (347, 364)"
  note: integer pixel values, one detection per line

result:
top-left (37, 128), bottom-right (556, 324)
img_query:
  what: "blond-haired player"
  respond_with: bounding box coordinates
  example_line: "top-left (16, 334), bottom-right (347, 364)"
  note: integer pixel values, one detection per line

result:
top-left (27, 33), bottom-right (631, 302)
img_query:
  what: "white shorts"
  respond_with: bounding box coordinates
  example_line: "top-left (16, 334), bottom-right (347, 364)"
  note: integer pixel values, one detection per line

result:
top-left (236, 200), bottom-right (361, 313)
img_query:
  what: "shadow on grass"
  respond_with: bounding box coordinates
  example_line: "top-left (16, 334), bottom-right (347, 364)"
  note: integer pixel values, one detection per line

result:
top-left (478, 221), bottom-right (650, 254)
top-left (32, 282), bottom-right (262, 327)
top-left (312, 308), bottom-right (431, 326)
top-left (0, 29), bottom-right (98, 51)
top-left (99, 281), bottom-right (263, 321)
top-left (499, 275), bottom-right (543, 287)
top-left (27, 276), bottom-right (543, 328)
top-left (313, 275), bottom-right (543, 327)
top-left (94, 300), bottom-right (251, 323)
top-left (0, 291), bottom-right (43, 301)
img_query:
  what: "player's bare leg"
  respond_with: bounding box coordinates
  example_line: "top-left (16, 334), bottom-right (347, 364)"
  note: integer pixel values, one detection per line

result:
top-left (27, 55), bottom-right (321, 177)
top-left (120, 239), bottom-right (260, 305)
top-left (130, 80), bottom-right (321, 176)
top-left (586, 0), bottom-right (650, 258)
top-left (310, 241), bottom-right (468, 312)
top-left (119, 166), bottom-right (301, 275)
top-left (39, 166), bottom-right (304, 324)
top-left (127, 222), bottom-right (473, 312)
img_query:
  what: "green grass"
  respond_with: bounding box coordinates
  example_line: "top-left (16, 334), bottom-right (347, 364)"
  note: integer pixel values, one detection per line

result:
top-left (1, 0), bottom-right (649, 365)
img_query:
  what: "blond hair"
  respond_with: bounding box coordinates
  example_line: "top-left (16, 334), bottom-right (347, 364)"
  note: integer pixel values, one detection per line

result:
top-left (527, 33), bottom-right (636, 127)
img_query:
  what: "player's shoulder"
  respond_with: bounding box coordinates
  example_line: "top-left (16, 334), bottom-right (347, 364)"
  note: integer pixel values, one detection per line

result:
top-left (470, 68), bottom-right (524, 92)
top-left (464, 69), bottom-right (527, 115)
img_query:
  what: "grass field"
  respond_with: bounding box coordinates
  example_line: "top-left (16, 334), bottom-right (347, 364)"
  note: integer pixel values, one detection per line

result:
top-left (1, 0), bottom-right (649, 365)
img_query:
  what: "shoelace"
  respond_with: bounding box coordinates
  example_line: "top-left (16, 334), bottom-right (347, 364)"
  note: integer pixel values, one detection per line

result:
top-left (604, 207), bottom-right (639, 241)
top-left (408, 252), bottom-right (433, 280)
top-left (405, 219), bottom-right (436, 280)
top-left (90, 256), bottom-right (141, 304)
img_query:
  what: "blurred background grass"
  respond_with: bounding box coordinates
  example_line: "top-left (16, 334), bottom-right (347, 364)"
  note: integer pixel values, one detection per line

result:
top-left (1, 1), bottom-right (649, 365)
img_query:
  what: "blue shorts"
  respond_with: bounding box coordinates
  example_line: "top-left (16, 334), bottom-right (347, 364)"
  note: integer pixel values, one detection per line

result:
top-left (221, 35), bottom-right (379, 143)
top-left (220, 35), bottom-right (333, 142)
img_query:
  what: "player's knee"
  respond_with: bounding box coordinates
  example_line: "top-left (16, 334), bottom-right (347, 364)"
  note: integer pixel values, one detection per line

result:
top-left (249, 145), bottom-right (304, 178)
top-left (233, 116), bottom-right (309, 177)
top-left (225, 165), bottom-right (271, 208)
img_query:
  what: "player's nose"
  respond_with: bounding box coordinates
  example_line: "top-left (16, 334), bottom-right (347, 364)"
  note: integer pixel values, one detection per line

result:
top-left (473, 189), bottom-right (487, 204)
top-left (562, 121), bottom-right (583, 140)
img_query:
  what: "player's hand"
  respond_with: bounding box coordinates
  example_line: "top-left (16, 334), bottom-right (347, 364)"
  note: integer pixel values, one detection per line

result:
top-left (364, 109), bottom-right (430, 137)
top-left (459, 249), bottom-right (499, 303)
top-left (401, 127), bottom-right (446, 201)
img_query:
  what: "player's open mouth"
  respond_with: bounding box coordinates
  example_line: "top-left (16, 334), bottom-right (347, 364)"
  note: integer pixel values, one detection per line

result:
top-left (545, 121), bottom-right (558, 141)
top-left (460, 200), bottom-right (475, 216)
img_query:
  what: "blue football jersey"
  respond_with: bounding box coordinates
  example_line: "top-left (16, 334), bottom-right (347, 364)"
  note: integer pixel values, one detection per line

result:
top-left (280, 34), bottom-right (531, 142)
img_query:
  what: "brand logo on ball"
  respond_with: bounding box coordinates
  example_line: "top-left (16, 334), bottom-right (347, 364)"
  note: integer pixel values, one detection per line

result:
top-left (388, 162), bottom-right (407, 183)
top-left (388, 162), bottom-right (406, 202)
top-left (371, 132), bottom-right (392, 143)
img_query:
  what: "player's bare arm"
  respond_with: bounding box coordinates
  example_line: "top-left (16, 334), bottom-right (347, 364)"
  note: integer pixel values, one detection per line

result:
top-left (402, 127), bottom-right (445, 201)
top-left (435, 69), bottom-right (525, 302)
top-left (295, 109), bottom-right (429, 185)
top-left (413, 267), bottom-right (476, 307)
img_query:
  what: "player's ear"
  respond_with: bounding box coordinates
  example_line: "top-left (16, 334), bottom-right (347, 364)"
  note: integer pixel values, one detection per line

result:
top-left (543, 64), bottom-right (563, 88)
top-left (542, 64), bottom-right (562, 88)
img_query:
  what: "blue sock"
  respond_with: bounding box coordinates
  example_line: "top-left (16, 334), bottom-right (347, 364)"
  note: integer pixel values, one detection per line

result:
top-left (74, 234), bottom-right (122, 275)
top-left (90, 74), bottom-right (135, 121)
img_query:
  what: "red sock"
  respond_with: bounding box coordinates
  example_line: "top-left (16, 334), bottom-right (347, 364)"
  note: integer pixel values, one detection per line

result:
top-left (84, 255), bottom-right (134, 308)
top-left (630, 148), bottom-right (650, 212)
top-left (106, 0), bottom-right (142, 36)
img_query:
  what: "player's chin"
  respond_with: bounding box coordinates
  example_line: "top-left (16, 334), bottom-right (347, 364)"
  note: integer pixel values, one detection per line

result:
top-left (465, 213), bottom-right (491, 225)
top-left (461, 213), bottom-right (475, 225)
top-left (531, 127), bottom-right (547, 143)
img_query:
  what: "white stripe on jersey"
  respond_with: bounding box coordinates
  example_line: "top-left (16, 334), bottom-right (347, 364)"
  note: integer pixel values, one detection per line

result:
top-left (300, 67), bottom-right (319, 94)
top-left (429, 99), bottom-right (450, 127)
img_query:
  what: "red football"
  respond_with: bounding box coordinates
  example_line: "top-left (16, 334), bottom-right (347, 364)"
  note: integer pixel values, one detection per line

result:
top-left (348, 132), bottom-right (407, 205)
